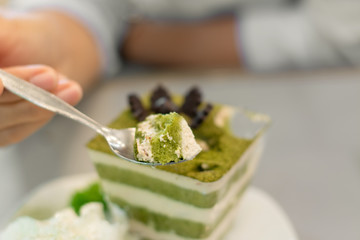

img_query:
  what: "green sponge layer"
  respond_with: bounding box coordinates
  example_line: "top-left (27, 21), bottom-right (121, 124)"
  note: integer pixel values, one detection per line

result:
top-left (108, 180), bottom-right (249, 239)
top-left (93, 159), bottom-right (248, 208)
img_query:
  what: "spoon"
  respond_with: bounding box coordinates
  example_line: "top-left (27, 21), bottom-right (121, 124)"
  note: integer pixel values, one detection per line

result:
top-left (0, 69), bottom-right (180, 166)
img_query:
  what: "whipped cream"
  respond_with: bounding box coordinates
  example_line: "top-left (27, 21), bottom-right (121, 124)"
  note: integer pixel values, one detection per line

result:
top-left (0, 203), bottom-right (128, 240)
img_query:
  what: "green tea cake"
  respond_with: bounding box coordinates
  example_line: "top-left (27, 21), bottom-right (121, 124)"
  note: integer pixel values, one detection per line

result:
top-left (87, 86), bottom-right (269, 240)
top-left (135, 113), bottom-right (201, 164)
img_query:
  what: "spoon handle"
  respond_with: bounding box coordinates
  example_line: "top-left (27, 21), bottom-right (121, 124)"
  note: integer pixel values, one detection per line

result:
top-left (0, 69), bottom-right (106, 135)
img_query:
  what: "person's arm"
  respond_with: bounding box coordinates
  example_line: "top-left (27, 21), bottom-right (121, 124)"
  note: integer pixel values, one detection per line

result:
top-left (121, 9), bottom-right (332, 71)
top-left (122, 16), bottom-right (241, 69)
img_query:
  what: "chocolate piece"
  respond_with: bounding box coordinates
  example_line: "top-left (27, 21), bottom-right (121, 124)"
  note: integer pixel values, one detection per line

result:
top-left (129, 85), bottom-right (212, 127)
top-left (128, 94), bottom-right (149, 121)
top-left (151, 85), bottom-right (178, 114)
top-left (179, 87), bottom-right (202, 118)
top-left (190, 103), bottom-right (213, 128)
top-left (152, 98), bottom-right (178, 114)
top-left (150, 85), bottom-right (170, 106)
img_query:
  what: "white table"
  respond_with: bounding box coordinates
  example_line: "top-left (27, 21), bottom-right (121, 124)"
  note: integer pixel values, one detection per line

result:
top-left (1, 69), bottom-right (359, 239)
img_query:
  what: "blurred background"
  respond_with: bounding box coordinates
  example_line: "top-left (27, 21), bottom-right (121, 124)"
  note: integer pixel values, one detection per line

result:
top-left (0, 0), bottom-right (359, 239)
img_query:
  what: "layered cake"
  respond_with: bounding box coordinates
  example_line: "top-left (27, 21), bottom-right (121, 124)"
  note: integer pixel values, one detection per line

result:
top-left (87, 86), bottom-right (268, 240)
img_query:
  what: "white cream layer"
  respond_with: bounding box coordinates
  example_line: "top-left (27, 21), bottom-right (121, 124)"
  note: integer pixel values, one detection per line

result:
top-left (136, 116), bottom-right (157, 162)
top-left (178, 118), bottom-right (202, 160)
top-left (89, 136), bottom-right (264, 194)
top-left (100, 148), bottom-right (259, 225)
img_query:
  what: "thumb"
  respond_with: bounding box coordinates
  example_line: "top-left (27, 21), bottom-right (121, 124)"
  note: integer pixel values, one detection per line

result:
top-left (0, 65), bottom-right (58, 103)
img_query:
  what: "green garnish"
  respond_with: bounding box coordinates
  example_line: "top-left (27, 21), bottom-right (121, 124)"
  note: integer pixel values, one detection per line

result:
top-left (70, 182), bottom-right (108, 215)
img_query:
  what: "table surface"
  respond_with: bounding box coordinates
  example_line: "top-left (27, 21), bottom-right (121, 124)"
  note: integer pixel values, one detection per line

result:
top-left (0, 69), bottom-right (359, 239)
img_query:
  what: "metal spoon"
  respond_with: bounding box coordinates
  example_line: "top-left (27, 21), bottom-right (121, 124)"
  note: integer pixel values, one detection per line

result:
top-left (0, 69), bottom-right (181, 166)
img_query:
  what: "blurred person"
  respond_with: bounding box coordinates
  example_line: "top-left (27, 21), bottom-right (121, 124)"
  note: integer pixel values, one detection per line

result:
top-left (3, 0), bottom-right (360, 77)
top-left (0, 0), bottom-right (359, 146)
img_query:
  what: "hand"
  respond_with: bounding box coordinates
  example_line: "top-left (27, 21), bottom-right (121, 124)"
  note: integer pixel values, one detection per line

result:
top-left (0, 10), bottom-right (100, 89)
top-left (0, 65), bottom-right (82, 146)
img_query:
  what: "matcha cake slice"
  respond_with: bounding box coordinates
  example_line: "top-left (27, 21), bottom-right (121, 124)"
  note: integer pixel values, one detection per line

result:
top-left (135, 113), bottom-right (201, 164)
top-left (87, 86), bottom-right (270, 240)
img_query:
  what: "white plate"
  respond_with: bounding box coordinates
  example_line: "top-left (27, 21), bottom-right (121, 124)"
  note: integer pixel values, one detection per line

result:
top-left (9, 173), bottom-right (298, 240)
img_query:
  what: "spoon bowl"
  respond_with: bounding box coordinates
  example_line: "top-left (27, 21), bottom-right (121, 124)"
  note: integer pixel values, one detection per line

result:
top-left (0, 69), bottom-right (185, 166)
top-left (104, 127), bottom-right (187, 166)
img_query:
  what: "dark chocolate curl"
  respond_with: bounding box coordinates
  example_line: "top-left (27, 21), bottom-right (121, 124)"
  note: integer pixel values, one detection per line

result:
top-left (150, 85), bottom-right (170, 106)
top-left (128, 94), bottom-right (149, 121)
top-left (153, 98), bottom-right (178, 114)
top-left (180, 86), bottom-right (202, 118)
top-left (190, 103), bottom-right (213, 128)
top-left (151, 85), bottom-right (178, 114)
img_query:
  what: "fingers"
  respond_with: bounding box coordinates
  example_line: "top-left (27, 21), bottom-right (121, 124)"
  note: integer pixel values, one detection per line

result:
top-left (0, 100), bottom-right (53, 129)
top-left (0, 65), bottom-right (83, 146)
top-left (0, 78), bottom-right (82, 146)
top-left (0, 65), bottom-right (58, 103)
top-left (54, 76), bottom-right (83, 106)
top-left (0, 118), bottom-right (50, 146)
top-left (0, 65), bottom-right (82, 105)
